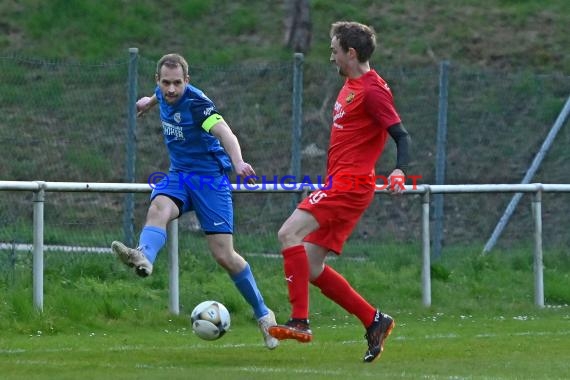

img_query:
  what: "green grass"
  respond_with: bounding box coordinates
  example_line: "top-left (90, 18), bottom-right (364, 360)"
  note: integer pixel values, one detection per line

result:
top-left (1, 242), bottom-right (570, 378)
top-left (2, 0), bottom-right (570, 71)
top-left (1, 3), bottom-right (570, 376)
top-left (0, 310), bottom-right (568, 379)
top-left (2, 0), bottom-right (570, 248)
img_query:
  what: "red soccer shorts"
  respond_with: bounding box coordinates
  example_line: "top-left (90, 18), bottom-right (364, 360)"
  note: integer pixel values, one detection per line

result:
top-left (299, 180), bottom-right (375, 254)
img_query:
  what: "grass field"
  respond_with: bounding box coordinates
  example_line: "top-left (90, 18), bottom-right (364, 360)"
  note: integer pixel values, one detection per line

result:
top-left (1, 309), bottom-right (568, 379)
top-left (1, 245), bottom-right (569, 379)
top-left (3, 0), bottom-right (570, 72)
top-left (1, 2), bottom-right (569, 378)
top-left (2, 0), bottom-right (570, 248)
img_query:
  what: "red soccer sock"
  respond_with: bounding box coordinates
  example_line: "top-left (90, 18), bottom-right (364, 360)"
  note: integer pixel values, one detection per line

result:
top-left (282, 245), bottom-right (310, 320)
top-left (311, 265), bottom-right (377, 327)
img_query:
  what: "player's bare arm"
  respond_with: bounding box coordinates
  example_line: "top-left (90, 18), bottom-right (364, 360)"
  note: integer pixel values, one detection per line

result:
top-left (210, 120), bottom-right (256, 181)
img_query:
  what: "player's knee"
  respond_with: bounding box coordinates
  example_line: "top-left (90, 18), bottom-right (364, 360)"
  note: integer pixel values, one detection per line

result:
top-left (277, 225), bottom-right (294, 246)
top-left (147, 202), bottom-right (173, 223)
top-left (277, 226), bottom-right (287, 244)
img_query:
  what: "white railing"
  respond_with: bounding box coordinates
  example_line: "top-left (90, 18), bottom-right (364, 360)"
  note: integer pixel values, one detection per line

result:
top-left (2, 180), bottom-right (570, 313)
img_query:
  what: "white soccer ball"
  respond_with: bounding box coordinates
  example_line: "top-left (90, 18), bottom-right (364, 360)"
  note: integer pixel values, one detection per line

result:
top-left (190, 300), bottom-right (231, 341)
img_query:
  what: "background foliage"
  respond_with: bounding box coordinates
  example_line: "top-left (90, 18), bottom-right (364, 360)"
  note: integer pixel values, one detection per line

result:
top-left (2, 0), bottom-right (570, 72)
top-left (0, 0), bottom-right (569, 298)
top-left (0, 3), bottom-right (569, 378)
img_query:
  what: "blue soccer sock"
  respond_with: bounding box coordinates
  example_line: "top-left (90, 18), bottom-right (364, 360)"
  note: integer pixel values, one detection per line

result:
top-left (137, 226), bottom-right (167, 263)
top-left (231, 263), bottom-right (269, 319)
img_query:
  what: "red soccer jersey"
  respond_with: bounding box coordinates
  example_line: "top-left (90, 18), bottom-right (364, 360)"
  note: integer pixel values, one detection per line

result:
top-left (327, 69), bottom-right (401, 177)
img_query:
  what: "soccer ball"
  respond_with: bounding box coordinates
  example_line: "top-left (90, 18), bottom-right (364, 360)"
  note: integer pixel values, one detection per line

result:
top-left (190, 300), bottom-right (231, 341)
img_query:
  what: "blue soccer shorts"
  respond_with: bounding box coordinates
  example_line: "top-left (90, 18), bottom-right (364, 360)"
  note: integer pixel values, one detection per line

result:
top-left (150, 171), bottom-right (233, 234)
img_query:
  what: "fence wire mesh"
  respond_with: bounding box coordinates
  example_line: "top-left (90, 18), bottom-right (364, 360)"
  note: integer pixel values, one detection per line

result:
top-left (1, 54), bottom-right (569, 265)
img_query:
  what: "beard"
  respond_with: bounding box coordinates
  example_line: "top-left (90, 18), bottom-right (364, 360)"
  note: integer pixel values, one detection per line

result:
top-left (164, 94), bottom-right (180, 104)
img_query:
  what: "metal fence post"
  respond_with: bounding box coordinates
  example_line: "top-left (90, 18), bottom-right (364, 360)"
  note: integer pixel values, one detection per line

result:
top-left (483, 94), bottom-right (570, 254)
top-left (433, 61), bottom-right (450, 258)
top-left (531, 187), bottom-right (544, 308)
top-left (422, 187), bottom-right (432, 307)
top-left (32, 183), bottom-right (45, 312)
top-left (167, 219), bottom-right (180, 315)
top-left (123, 47), bottom-right (139, 247)
top-left (290, 52), bottom-right (304, 210)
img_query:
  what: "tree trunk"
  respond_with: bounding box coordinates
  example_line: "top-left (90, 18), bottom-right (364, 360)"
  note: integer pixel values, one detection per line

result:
top-left (284, 0), bottom-right (312, 53)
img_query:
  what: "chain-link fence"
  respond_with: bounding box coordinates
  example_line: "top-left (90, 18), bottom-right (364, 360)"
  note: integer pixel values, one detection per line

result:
top-left (1, 54), bottom-right (569, 263)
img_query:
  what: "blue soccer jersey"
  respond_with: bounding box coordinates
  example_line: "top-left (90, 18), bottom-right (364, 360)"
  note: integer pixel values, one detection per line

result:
top-left (155, 84), bottom-right (232, 173)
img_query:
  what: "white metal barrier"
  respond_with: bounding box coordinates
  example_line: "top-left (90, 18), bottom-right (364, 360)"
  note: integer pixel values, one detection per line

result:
top-left (2, 180), bottom-right (570, 313)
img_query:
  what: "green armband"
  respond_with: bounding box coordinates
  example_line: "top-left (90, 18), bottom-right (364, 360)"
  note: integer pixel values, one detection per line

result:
top-left (202, 114), bottom-right (224, 132)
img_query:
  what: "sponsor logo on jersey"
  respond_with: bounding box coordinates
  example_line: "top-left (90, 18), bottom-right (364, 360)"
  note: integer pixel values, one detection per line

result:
top-left (334, 101), bottom-right (342, 112)
top-left (162, 121), bottom-right (185, 140)
top-left (203, 106), bottom-right (215, 116)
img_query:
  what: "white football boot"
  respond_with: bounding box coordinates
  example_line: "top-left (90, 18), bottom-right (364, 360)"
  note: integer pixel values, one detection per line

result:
top-left (111, 240), bottom-right (153, 277)
top-left (258, 309), bottom-right (279, 350)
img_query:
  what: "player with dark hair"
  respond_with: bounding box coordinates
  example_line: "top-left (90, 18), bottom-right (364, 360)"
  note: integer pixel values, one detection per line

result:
top-left (269, 22), bottom-right (411, 363)
top-left (112, 53), bottom-right (278, 350)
